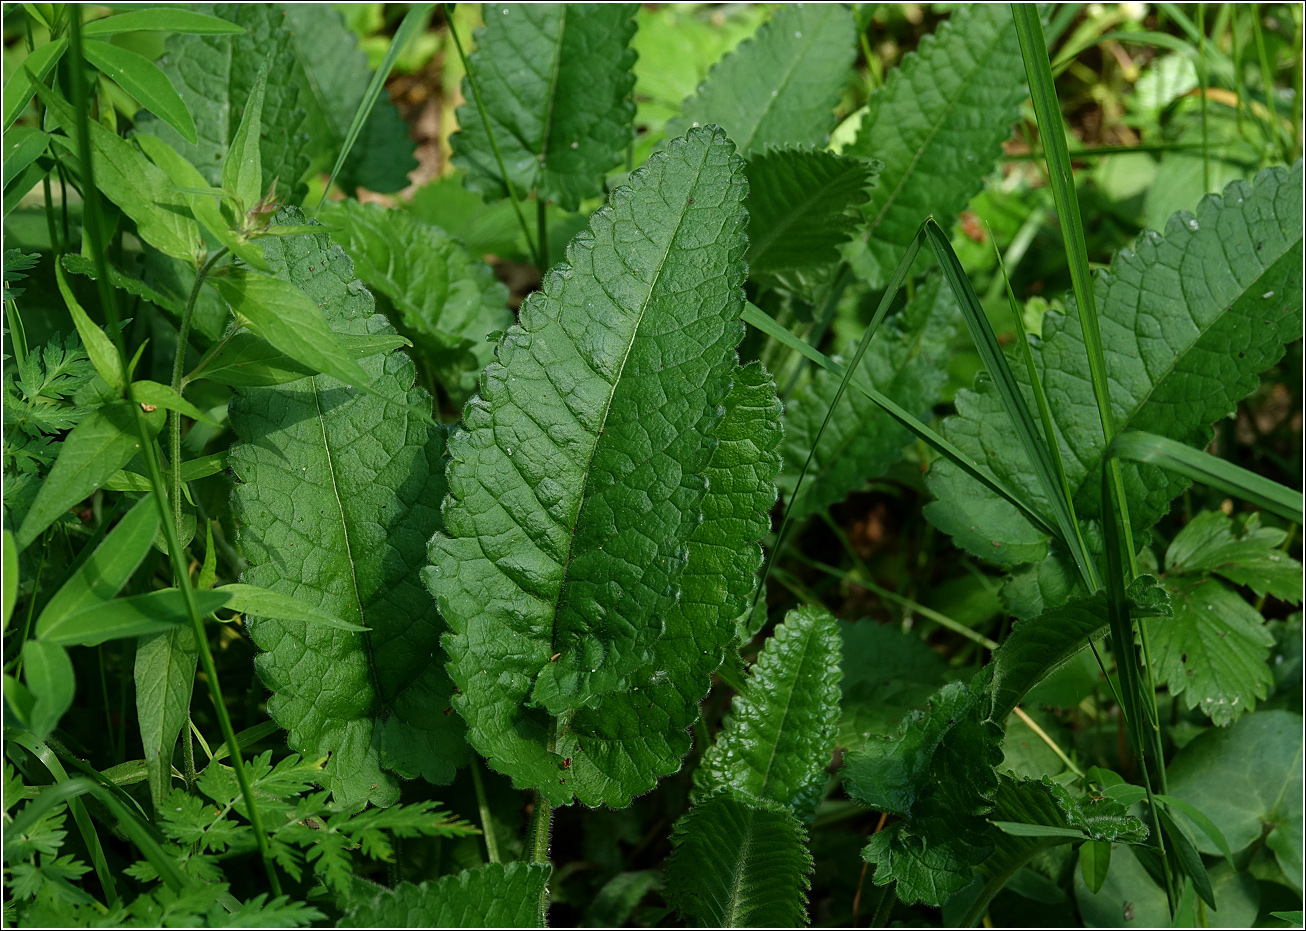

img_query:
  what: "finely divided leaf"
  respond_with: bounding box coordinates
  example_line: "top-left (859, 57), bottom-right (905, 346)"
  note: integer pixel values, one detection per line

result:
top-left (668, 3), bottom-right (856, 157)
top-left (426, 126), bottom-right (753, 802)
top-left (925, 165), bottom-right (1304, 584)
top-left (745, 147), bottom-right (877, 275)
top-left (665, 790), bottom-right (813, 928)
top-left (452, 3), bottom-right (638, 210)
top-left (319, 200), bottom-right (511, 403)
top-left (780, 273), bottom-right (958, 524)
top-left (843, 3), bottom-right (1027, 286)
top-left (229, 208), bottom-right (467, 807)
top-left (342, 862), bottom-right (551, 928)
top-left (696, 605), bottom-right (841, 819)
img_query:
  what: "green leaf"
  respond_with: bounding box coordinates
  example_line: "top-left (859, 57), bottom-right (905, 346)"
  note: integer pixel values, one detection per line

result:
top-left (668, 4), bottom-right (855, 157)
top-left (278, 3), bottom-right (417, 194)
top-left (2, 39), bottom-right (67, 130)
top-left (222, 57), bottom-right (268, 210)
top-left (745, 146), bottom-right (876, 275)
top-left (342, 862), bottom-right (550, 928)
top-left (988, 576), bottom-right (1170, 723)
top-left (319, 199), bottom-right (511, 402)
top-left (82, 39), bottom-right (197, 145)
top-left (1075, 846), bottom-right (1260, 928)
top-left (3, 127), bottom-right (50, 190)
top-left (3, 530), bottom-right (17, 630)
top-left (837, 619), bottom-right (948, 750)
top-left (31, 80), bottom-right (201, 264)
top-left (1168, 710), bottom-right (1303, 891)
top-left (779, 273), bottom-right (959, 524)
top-left (1156, 794), bottom-right (1234, 865)
top-left (843, 4), bottom-right (1028, 287)
top-left (136, 4), bottom-right (310, 198)
top-left (20, 640), bottom-right (74, 739)
top-left (211, 266), bottom-right (371, 390)
top-left (129, 380), bottom-right (215, 425)
top-left (38, 589), bottom-right (227, 647)
top-left (696, 605), bottom-right (841, 819)
top-left (1080, 841), bottom-right (1112, 895)
top-left (135, 623), bottom-right (198, 806)
top-left (15, 401), bottom-right (164, 550)
top-left (54, 262), bottom-right (123, 392)
top-left (103, 453), bottom-right (227, 493)
top-left (453, 2), bottom-right (638, 210)
top-left (82, 9), bottom-right (247, 36)
top-left (665, 790), bottom-right (813, 928)
top-left (1167, 509), bottom-right (1303, 603)
top-left (192, 330), bottom-right (408, 388)
top-left (59, 253), bottom-right (187, 319)
top-left (1149, 578), bottom-right (1274, 726)
top-left (426, 126), bottom-right (761, 801)
top-left (845, 676), bottom-right (1003, 907)
top-left (559, 360), bottom-right (781, 807)
top-left (229, 208), bottom-right (467, 807)
top-left (584, 871), bottom-right (662, 928)
top-left (215, 583), bottom-right (367, 632)
top-left (926, 164), bottom-right (1304, 586)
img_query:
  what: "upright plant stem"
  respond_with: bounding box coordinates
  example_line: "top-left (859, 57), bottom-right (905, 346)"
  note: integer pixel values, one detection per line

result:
top-left (469, 757), bottom-right (501, 864)
top-left (537, 198), bottom-right (549, 272)
top-left (65, 12), bottom-right (282, 897)
top-left (1198, 4), bottom-right (1211, 192)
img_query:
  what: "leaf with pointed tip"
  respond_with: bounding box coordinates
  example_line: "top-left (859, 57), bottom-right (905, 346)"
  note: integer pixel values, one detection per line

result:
top-left (665, 790), bottom-right (813, 928)
top-left (342, 862), bottom-right (551, 929)
top-left (135, 624), bottom-right (197, 805)
top-left (82, 39), bottom-right (197, 145)
top-left (696, 605), bottom-right (841, 819)
top-left (925, 165), bottom-right (1305, 589)
top-left (426, 127), bottom-right (769, 805)
top-left (319, 199), bottom-right (511, 403)
top-left (1167, 509), bottom-right (1303, 604)
top-left (843, 3), bottom-right (1027, 287)
top-left (452, 3), bottom-right (638, 210)
top-left (229, 208), bottom-right (467, 807)
top-left (668, 4), bottom-right (856, 157)
top-left (223, 57), bottom-right (268, 210)
top-left (779, 273), bottom-right (959, 524)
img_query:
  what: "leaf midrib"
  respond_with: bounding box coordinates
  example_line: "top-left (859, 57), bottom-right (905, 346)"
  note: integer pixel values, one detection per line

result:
top-left (755, 627), bottom-right (815, 798)
top-left (736, 21), bottom-right (814, 154)
top-left (724, 806), bottom-right (758, 927)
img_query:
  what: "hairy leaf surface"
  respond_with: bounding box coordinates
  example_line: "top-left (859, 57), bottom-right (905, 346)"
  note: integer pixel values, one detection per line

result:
top-left (843, 3), bottom-right (1027, 286)
top-left (452, 3), bottom-right (638, 210)
top-left (780, 273), bottom-right (958, 524)
top-left (343, 862), bottom-right (550, 928)
top-left (320, 200), bottom-right (511, 404)
top-left (696, 605), bottom-right (841, 819)
top-left (838, 620), bottom-right (947, 750)
top-left (229, 209), bottom-right (466, 807)
top-left (668, 3), bottom-right (855, 157)
top-left (665, 790), bottom-right (813, 927)
top-left (426, 127), bottom-right (756, 802)
top-left (925, 165), bottom-right (1305, 584)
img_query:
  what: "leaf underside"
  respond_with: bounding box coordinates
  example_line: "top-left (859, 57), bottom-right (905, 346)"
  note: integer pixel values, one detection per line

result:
top-left (229, 209), bottom-right (467, 808)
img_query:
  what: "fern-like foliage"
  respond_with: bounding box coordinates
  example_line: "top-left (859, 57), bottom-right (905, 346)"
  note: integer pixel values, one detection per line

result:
top-left (426, 126), bottom-right (779, 806)
top-left (925, 165), bottom-right (1304, 599)
top-left (320, 199), bottom-right (512, 403)
top-left (343, 863), bottom-right (551, 928)
top-left (696, 606), bottom-right (841, 820)
top-left (229, 209), bottom-right (468, 807)
top-left (779, 273), bottom-right (959, 524)
top-left (452, 3), bottom-right (638, 210)
top-left (668, 4), bottom-right (856, 157)
top-left (843, 3), bottom-right (1027, 287)
top-left (745, 147), bottom-right (878, 275)
top-left (665, 790), bottom-right (813, 927)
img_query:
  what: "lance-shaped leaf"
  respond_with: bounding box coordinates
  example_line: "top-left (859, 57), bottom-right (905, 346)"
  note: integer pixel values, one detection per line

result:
top-left (844, 675), bottom-right (1003, 907)
top-left (1167, 509), bottom-right (1304, 603)
top-left (665, 790), bottom-right (813, 928)
top-left (668, 3), bottom-right (856, 157)
top-left (427, 126), bottom-right (752, 800)
top-left (926, 164), bottom-right (1305, 582)
top-left (745, 147), bottom-right (878, 275)
top-left (320, 200), bottom-right (512, 403)
top-left (452, 3), bottom-right (638, 210)
top-left (229, 208), bottom-right (467, 807)
top-left (696, 605), bottom-right (841, 819)
top-left (82, 38), bottom-right (197, 145)
top-left (843, 3), bottom-right (1027, 287)
top-left (135, 3), bottom-right (310, 197)
top-left (779, 273), bottom-right (959, 524)
top-left (342, 862), bottom-right (551, 929)
top-left (559, 360), bottom-right (781, 807)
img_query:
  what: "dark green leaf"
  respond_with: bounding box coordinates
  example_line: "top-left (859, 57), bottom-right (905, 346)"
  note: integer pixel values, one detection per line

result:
top-left (2, 39), bottom-right (67, 130)
top-left (20, 640), bottom-right (74, 739)
top-left (342, 862), bottom-right (551, 928)
top-left (193, 330), bottom-right (409, 388)
top-left (1167, 509), bottom-right (1303, 603)
top-left (134, 623), bottom-right (198, 805)
top-left (837, 619), bottom-right (948, 750)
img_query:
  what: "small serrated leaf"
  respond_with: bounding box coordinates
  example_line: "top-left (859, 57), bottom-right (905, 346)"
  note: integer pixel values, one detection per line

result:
top-left (342, 862), bottom-right (551, 928)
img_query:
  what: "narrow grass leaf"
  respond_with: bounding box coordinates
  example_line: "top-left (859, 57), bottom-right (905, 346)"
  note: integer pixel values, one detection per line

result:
top-left (83, 10), bottom-right (246, 36)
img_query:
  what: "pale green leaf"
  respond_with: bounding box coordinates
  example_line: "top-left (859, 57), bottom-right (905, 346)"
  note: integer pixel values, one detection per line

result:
top-left (665, 791), bottom-right (813, 928)
top-left (192, 330), bottom-right (409, 388)
top-left (2, 39), bottom-right (66, 130)
top-left (59, 253), bottom-right (186, 319)
top-left (82, 39), bottom-right (197, 145)
top-left (452, 3), bottom-right (638, 209)
top-left (216, 583), bottom-right (367, 632)
top-left (135, 624), bottom-right (197, 805)
top-left (83, 10), bottom-right (246, 36)
top-left (697, 605), bottom-right (841, 819)
top-left (342, 862), bottom-right (551, 928)
top-left (129, 380), bottom-right (215, 424)
top-left (229, 209), bottom-right (467, 807)
top-left (222, 57), bottom-right (268, 210)
top-left (668, 3), bottom-right (856, 157)
top-left (38, 589), bottom-right (227, 647)
top-left (1167, 509), bottom-right (1303, 604)
top-left (3, 127), bottom-right (49, 189)
top-left (3, 530), bottom-right (17, 630)
top-left (103, 453), bottom-right (227, 494)
top-left (54, 262), bottom-right (123, 391)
